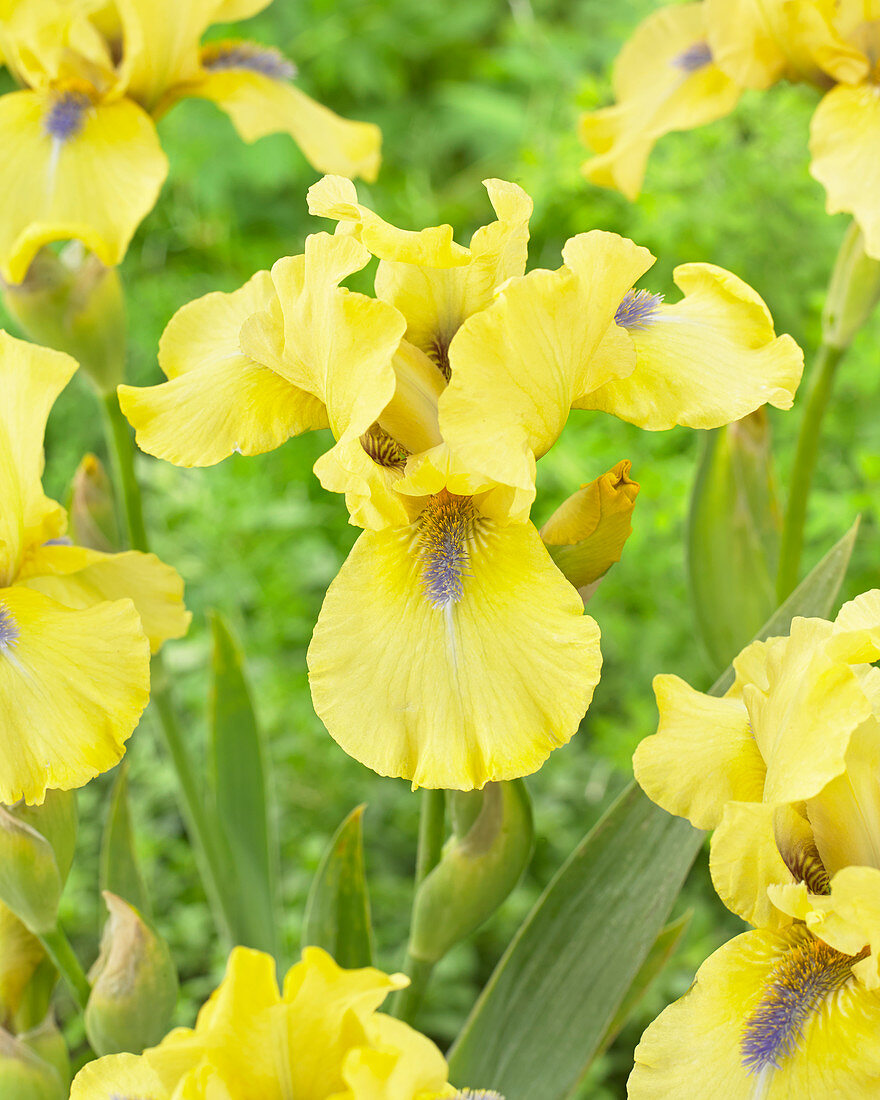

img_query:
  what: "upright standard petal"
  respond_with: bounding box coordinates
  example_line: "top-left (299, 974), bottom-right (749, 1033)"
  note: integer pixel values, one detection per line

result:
top-left (308, 511), bottom-right (601, 790)
top-left (17, 543), bottom-right (191, 652)
top-left (440, 231), bottom-right (652, 504)
top-left (373, 179), bottom-right (533, 373)
top-left (629, 924), bottom-right (880, 1099)
top-left (118, 271), bottom-right (327, 467)
top-left (0, 587), bottom-right (150, 805)
top-left (580, 3), bottom-right (740, 200)
top-left (190, 53), bottom-right (381, 182)
top-left (810, 83), bottom-right (880, 261)
top-left (0, 333), bottom-right (76, 586)
top-left (0, 88), bottom-right (168, 283)
top-left (307, 175), bottom-right (470, 266)
top-left (581, 263), bottom-right (803, 430)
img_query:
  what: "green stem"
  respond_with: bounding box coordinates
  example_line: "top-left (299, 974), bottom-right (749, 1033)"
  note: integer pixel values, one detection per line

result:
top-left (100, 392), bottom-right (149, 553)
top-left (99, 389), bottom-right (238, 944)
top-left (776, 342), bottom-right (845, 602)
top-left (38, 926), bottom-right (90, 1010)
top-left (390, 789), bottom-right (446, 1023)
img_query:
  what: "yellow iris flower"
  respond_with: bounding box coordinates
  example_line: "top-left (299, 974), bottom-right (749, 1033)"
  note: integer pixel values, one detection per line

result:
top-left (69, 944), bottom-right (497, 1099)
top-left (630, 590), bottom-right (880, 1096)
top-left (119, 176), bottom-right (801, 790)
top-left (0, 330), bottom-right (189, 805)
top-left (582, 0), bottom-right (880, 258)
top-left (0, 0), bottom-right (381, 284)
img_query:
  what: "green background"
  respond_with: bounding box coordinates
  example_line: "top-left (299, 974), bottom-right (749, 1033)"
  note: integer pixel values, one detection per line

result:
top-left (7, 0), bottom-right (879, 1094)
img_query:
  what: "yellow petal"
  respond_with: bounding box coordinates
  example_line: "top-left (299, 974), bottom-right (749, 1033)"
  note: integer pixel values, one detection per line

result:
top-left (709, 800), bottom-right (795, 929)
top-left (0, 332), bottom-right (76, 586)
top-left (308, 513), bottom-right (602, 790)
top-left (307, 175), bottom-right (470, 266)
top-left (17, 544), bottom-right (190, 652)
top-left (0, 88), bottom-right (168, 283)
top-left (580, 3), bottom-right (740, 201)
top-left (581, 263), bottom-right (803, 430)
top-left (810, 83), bottom-right (880, 261)
top-left (633, 674), bottom-right (763, 831)
top-left (266, 235), bottom-right (408, 529)
top-left (0, 899), bottom-right (44, 1021)
top-left (70, 1052), bottom-right (167, 1100)
top-left (115, 0), bottom-right (215, 111)
top-left (339, 1014), bottom-right (450, 1100)
top-left (189, 59), bottom-right (381, 182)
top-left (213, 0), bottom-right (272, 18)
top-left (119, 271), bottom-right (326, 467)
top-left (539, 459), bottom-right (639, 591)
top-left (373, 179), bottom-right (533, 371)
top-left (0, 586), bottom-right (150, 805)
top-left (629, 924), bottom-right (880, 1099)
top-left (440, 231), bottom-right (652, 502)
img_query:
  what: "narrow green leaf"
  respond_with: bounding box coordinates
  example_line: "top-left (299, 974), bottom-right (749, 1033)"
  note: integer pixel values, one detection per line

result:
top-left (208, 612), bottom-right (276, 955)
top-left (99, 763), bottom-right (149, 918)
top-left (591, 911), bottom-right (691, 1064)
top-left (303, 805), bottom-right (373, 969)
top-left (448, 519), bottom-right (860, 1099)
top-left (712, 516), bottom-right (859, 694)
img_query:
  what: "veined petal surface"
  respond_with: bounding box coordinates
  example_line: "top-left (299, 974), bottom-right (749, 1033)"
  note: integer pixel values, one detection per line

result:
top-left (190, 65), bottom-right (381, 182)
top-left (70, 1052), bottom-right (167, 1100)
top-left (0, 332), bottom-right (76, 586)
top-left (810, 83), bottom-right (880, 261)
top-left (0, 586), bottom-right (150, 805)
top-left (308, 517), bottom-right (601, 790)
top-left (582, 263), bottom-right (803, 431)
top-left (629, 924), bottom-right (880, 1098)
top-left (441, 231), bottom-right (652, 502)
top-left (0, 88), bottom-right (167, 283)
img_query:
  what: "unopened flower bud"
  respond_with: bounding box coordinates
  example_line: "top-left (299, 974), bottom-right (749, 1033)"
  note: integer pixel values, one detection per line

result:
top-left (68, 453), bottom-right (119, 552)
top-left (2, 243), bottom-right (126, 393)
top-left (540, 460), bottom-right (639, 602)
top-left (0, 790), bottom-right (78, 934)
top-left (85, 893), bottom-right (178, 1056)
top-left (18, 1018), bottom-right (69, 1090)
top-left (0, 902), bottom-right (44, 1028)
top-left (822, 221), bottom-right (880, 350)
top-left (409, 781), bottom-right (533, 965)
top-left (0, 1028), bottom-right (65, 1100)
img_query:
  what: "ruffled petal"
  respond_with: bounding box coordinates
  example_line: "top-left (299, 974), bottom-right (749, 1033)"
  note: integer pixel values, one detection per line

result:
top-left (709, 800), bottom-right (795, 929)
top-left (581, 263), bottom-right (803, 430)
top-left (70, 1052), bottom-right (168, 1100)
top-left (810, 83), bottom-right (880, 261)
top-left (629, 924), bottom-right (880, 1099)
top-left (339, 1014), bottom-right (450, 1100)
top-left (189, 63), bottom-right (381, 182)
top-left (440, 231), bottom-right (652, 502)
top-left (580, 3), bottom-right (740, 200)
top-left (373, 179), bottom-right (533, 367)
top-left (307, 175), bottom-right (470, 266)
top-left (308, 516), bottom-right (602, 790)
top-left (118, 270), bottom-right (327, 467)
top-left (0, 586), bottom-right (150, 805)
top-left (633, 674), bottom-right (763, 830)
top-left (17, 543), bottom-right (191, 652)
top-left (0, 88), bottom-right (168, 283)
top-left (0, 332), bottom-right (76, 586)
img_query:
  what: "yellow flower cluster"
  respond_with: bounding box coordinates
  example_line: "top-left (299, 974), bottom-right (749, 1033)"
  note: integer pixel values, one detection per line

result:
top-left (630, 591), bottom-right (880, 1096)
top-left (581, 0), bottom-right (880, 257)
top-left (118, 175), bottom-right (803, 791)
top-left (0, 0), bottom-right (381, 283)
top-left (0, 331), bottom-right (189, 805)
top-left (70, 944), bottom-right (498, 1100)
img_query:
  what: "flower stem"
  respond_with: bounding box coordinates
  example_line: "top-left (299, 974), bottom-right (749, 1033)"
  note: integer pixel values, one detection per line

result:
top-left (390, 789), bottom-right (445, 1023)
top-left (98, 388), bottom-right (237, 944)
top-left (38, 926), bottom-right (90, 1010)
top-left (776, 341), bottom-right (845, 602)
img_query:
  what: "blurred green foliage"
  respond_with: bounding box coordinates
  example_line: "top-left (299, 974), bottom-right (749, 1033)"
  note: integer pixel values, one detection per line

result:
top-left (6, 0), bottom-right (879, 1094)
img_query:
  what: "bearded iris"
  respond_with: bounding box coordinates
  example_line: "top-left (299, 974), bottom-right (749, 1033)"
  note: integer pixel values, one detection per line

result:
top-left (69, 945), bottom-right (498, 1099)
top-left (629, 591), bottom-right (880, 1097)
top-left (0, 0), bottom-right (381, 283)
top-left (119, 176), bottom-right (801, 790)
top-left (0, 331), bottom-right (189, 805)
